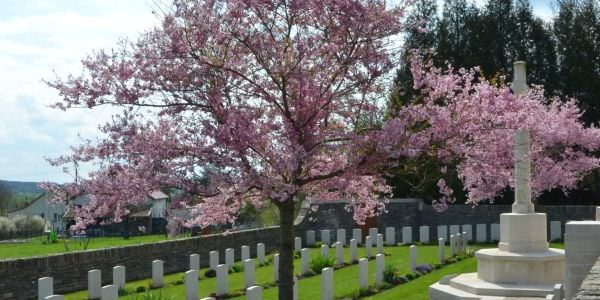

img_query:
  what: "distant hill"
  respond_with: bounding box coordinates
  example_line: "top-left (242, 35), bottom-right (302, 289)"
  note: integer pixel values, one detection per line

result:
top-left (1, 180), bottom-right (44, 194)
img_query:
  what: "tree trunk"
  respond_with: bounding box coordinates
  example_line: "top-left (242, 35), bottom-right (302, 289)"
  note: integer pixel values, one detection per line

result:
top-left (123, 215), bottom-right (130, 240)
top-left (277, 199), bottom-right (296, 300)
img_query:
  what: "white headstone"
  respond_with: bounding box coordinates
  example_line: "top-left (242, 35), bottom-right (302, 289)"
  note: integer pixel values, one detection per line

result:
top-left (335, 242), bottom-right (344, 265)
top-left (337, 229), bottom-right (346, 245)
top-left (550, 221), bottom-right (562, 241)
top-left (376, 233), bottom-right (384, 254)
top-left (321, 244), bottom-right (329, 258)
top-left (225, 248), bottom-right (235, 269)
top-left (152, 260), bottom-right (163, 288)
top-left (257, 243), bottom-right (266, 264)
top-left (490, 223), bottom-right (500, 242)
top-left (190, 254), bottom-right (200, 271)
top-left (402, 226), bottom-right (412, 244)
top-left (273, 254), bottom-right (279, 282)
top-left (293, 276), bottom-right (298, 300)
top-left (437, 225), bottom-right (448, 241)
top-left (44, 296), bottom-right (63, 300)
top-left (419, 226), bottom-right (430, 244)
top-left (321, 267), bottom-right (334, 300)
top-left (352, 228), bottom-right (362, 245)
top-left (209, 251), bottom-right (219, 271)
top-left (88, 269), bottom-right (102, 299)
top-left (242, 245), bottom-right (250, 261)
top-left (476, 224), bottom-right (487, 243)
top-left (359, 258), bottom-right (368, 289)
top-left (307, 230), bottom-right (316, 246)
top-left (294, 237), bottom-right (302, 252)
top-left (38, 277), bottom-right (53, 300)
top-left (385, 227), bottom-right (395, 245)
top-left (321, 230), bottom-right (331, 245)
top-left (449, 225), bottom-right (460, 236)
top-left (185, 270), bottom-right (199, 300)
top-left (216, 264), bottom-right (228, 296)
top-left (438, 238), bottom-right (445, 263)
top-left (462, 231), bottom-right (468, 250)
top-left (461, 225), bottom-right (473, 241)
top-left (450, 235), bottom-right (456, 257)
top-left (375, 253), bottom-right (385, 285)
top-left (409, 245), bottom-right (417, 271)
top-left (350, 239), bottom-right (358, 262)
top-left (112, 266), bottom-right (126, 291)
top-left (365, 235), bottom-right (372, 258)
top-left (596, 207), bottom-right (600, 221)
top-left (301, 248), bottom-right (310, 274)
top-left (455, 233), bottom-right (462, 253)
top-left (243, 259), bottom-right (255, 287)
top-left (246, 286), bottom-right (262, 300)
top-left (368, 228), bottom-right (378, 245)
top-left (100, 285), bottom-right (117, 300)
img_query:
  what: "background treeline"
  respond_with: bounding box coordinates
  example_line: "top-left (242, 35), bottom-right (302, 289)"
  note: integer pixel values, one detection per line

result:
top-left (387, 0), bottom-right (600, 205)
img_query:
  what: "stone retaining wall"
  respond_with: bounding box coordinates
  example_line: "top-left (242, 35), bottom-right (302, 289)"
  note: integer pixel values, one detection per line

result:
top-left (0, 227), bottom-right (279, 299)
top-left (298, 200), bottom-right (597, 242)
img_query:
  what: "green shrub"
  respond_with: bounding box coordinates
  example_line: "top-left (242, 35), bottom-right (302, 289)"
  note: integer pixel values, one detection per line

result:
top-left (310, 255), bottom-right (335, 274)
top-left (204, 269), bottom-right (216, 278)
top-left (229, 263), bottom-right (243, 273)
top-left (135, 286), bottom-right (146, 293)
top-left (383, 264), bottom-right (400, 284)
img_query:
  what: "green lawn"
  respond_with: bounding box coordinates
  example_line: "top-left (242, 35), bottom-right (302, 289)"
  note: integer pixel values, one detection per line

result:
top-left (63, 243), bottom-right (483, 300)
top-left (0, 234), bottom-right (173, 260)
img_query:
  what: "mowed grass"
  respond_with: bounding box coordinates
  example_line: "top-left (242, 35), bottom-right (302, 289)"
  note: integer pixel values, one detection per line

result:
top-left (64, 243), bottom-right (482, 300)
top-left (0, 235), bottom-right (172, 260)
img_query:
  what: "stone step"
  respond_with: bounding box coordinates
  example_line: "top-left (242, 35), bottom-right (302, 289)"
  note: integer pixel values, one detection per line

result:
top-left (431, 279), bottom-right (552, 300)
top-left (449, 273), bottom-right (555, 298)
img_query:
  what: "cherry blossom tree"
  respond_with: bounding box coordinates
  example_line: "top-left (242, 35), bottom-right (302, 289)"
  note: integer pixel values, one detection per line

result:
top-left (380, 54), bottom-right (600, 210)
top-left (43, 1), bottom-right (412, 297)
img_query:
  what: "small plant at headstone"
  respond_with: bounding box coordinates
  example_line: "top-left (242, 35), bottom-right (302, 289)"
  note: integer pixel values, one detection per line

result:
top-left (465, 246), bottom-right (475, 256)
top-left (383, 264), bottom-right (401, 284)
top-left (135, 286), bottom-right (146, 293)
top-left (309, 255), bottom-right (335, 274)
top-left (204, 269), bottom-right (216, 278)
top-left (414, 264), bottom-right (433, 274)
top-left (229, 263), bottom-right (243, 273)
top-left (258, 261), bottom-right (270, 267)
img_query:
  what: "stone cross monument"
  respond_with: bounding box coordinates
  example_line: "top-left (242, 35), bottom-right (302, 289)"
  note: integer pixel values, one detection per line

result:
top-left (429, 61), bottom-right (565, 299)
top-left (511, 61), bottom-right (534, 214)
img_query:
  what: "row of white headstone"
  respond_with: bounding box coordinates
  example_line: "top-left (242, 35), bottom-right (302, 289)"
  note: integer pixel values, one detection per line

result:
top-left (299, 221), bottom-right (564, 247)
top-left (38, 232), bottom-right (471, 300)
top-left (37, 243), bottom-right (267, 300)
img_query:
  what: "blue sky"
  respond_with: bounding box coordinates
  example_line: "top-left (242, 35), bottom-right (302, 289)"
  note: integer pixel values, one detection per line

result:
top-left (0, 0), bottom-right (554, 183)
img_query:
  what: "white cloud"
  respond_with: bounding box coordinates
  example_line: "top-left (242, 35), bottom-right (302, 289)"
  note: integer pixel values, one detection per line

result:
top-left (0, 1), bottom-right (158, 182)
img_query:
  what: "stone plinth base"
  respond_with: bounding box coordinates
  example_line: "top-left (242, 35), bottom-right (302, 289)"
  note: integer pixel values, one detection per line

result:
top-left (429, 273), bottom-right (555, 299)
top-left (476, 248), bottom-right (564, 284)
top-left (499, 213), bottom-right (548, 253)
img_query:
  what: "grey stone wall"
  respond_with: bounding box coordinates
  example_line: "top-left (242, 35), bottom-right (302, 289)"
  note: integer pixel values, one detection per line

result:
top-left (296, 199), bottom-right (597, 242)
top-left (0, 227), bottom-right (279, 300)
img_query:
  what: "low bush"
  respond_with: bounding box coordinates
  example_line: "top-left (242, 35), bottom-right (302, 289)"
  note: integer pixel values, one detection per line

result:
top-left (204, 269), bottom-right (216, 278)
top-left (309, 255), bottom-right (335, 274)
top-left (414, 264), bottom-right (433, 274)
